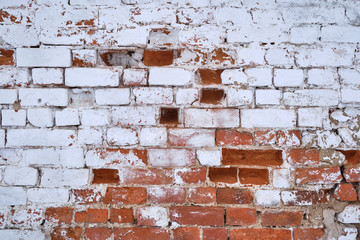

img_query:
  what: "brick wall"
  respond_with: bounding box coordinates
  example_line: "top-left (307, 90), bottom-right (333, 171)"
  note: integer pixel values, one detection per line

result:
top-left (0, 0), bottom-right (359, 239)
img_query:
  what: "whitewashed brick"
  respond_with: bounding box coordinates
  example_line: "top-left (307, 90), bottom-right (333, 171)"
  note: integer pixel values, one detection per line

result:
top-left (197, 150), bottom-right (221, 166)
top-left (95, 89), bottom-right (130, 105)
top-left (39, 27), bottom-right (85, 45)
top-left (60, 148), bottom-right (84, 168)
top-left (148, 149), bottom-right (195, 167)
top-left (81, 109), bottom-right (111, 126)
top-left (1, 110), bottom-right (26, 126)
top-left (139, 128), bottom-right (167, 147)
top-left (0, 187), bottom-right (26, 206)
top-left (338, 205), bottom-right (360, 223)
top-left (0, 67), bottom-right (29, 87)
top-left (0, 130), bottom-right (4, 147)
top-left (25, 148), bottom-right (63, 166)
top-left (41, 169), bottom-right (89, 187)
top-left (136, 206), bottom-right (169, 227)
top-left (132, 8), bottom-right (175, 24)
top-left (112, 106), bottom-right (157, 126)
top-left (17, 48), bottom-right (72, 67)
top-left (237, 48), bottom-right (265, 66)
top-left (32, 68), bottom-right (63, 85)
top-left (55, 108), bottom-right (80, 126)
top-left (339, 69), bottom-right (360, 85)
top-left (298, 108), bottom-right (324, 127)
top-left (283, 89), bottom-right (339, 106)
top-left (176, 89), bottom-right (199, 105)
top-left (0, 149), bottom-right (22, 165)
top-left (28, 108), bottom-right (53, 128)
top-left (265, 48), bottom-right (294, 65)
top-left (107, 128), bottom-right (138, 146)
top-left (117, 28), bottom-right (149, 45)
top-left (0, 89), bottom-right (17, 104)
top-left (222, 69), bottom-right (272, 86)
top-left (27, 188), bottom-right (69, 203)
top-left (72, 49), bottom-right (97, 66)
top-left (282, 7), bottom-right (345, 24)
top-left (0, 230), bottom-right (45, 240)
top-left (308, 69), bottom-right (337, 86)
top-left (123, 68), bottom-right (148, 86)
top-left (0, 26), bottom-right (39, 47)
top-left (273, 169), bottom-right (291, 188)
top-left (241, 109), bottom-right (296, 128)
top-left (252, 9), bottom-right (283, 24)
top-left (256, 90), bottom-right (281, 105)
top-left (227, 88), bottom-right (253, 106)
top-left (78, 128), bottom-right (103, 145)
top-left (65, 68), bottom-right (120, 87)
top-left (228, 25), bottom-right (288, 43)
top-left (322, 26), bottom-right (360, 43)
top-left (342, 89), bottom-right (360, 103)
top-left (179, 25), bottom-right (224, 47)
top-left (274, 69), bottom-right (304, 87)
top-left (134, 87), bottom-right (173, 104)
top-left (184, 109), bottom-right (239, 128)
top-left (0, 0), bottom-right (30, 8)
top-left (149, 68), bottom-right (192, 86)
top-left (4, 167), bottom-right (38, 186)
top-left (255, 190), bottom-right (280, 206)
top-left (19, 88), bottom-right (68, 107)
top-left (169, 129), bottom-right (215, 147)
top-left (71, 0), bottom-right (121, 5)
top-left (221, 69), bottom-right (247, 85)
top-left (290, 26), bottom-right (319, 44)
top-left (7, 129), bottom-right (76, 147)
top-left (99, 7), bottom-right (131, 28)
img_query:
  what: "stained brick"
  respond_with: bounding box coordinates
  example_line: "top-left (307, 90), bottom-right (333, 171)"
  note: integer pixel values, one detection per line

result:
top-left (288, 149), bottom-right (319, 165)
top-left (114, 228), bottom-right (170, 240)
top-left (333, 183), bottom-right (357, 201)
top-left (84, 228), bottom-right (112, 240)
top-left (293, 228), bottom-right (324, 240)
top-left (148, 187), bottom-right (186, 204)
top-left (188, 187), bottom-right (216, 203)
top-left (203, 228), bottom-right (228, 240)
top-left (295, 167), bottom-right (342, 184)
top-left (51, 227), bottom-right (82, 240)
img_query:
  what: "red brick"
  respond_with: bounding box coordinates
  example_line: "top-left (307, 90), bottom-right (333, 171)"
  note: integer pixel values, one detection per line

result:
top-left (200, 89), bottom-right (224, 104)
top-left (333, 183), bottom-right (357, 201)
top-left (339, 150), bottom-right (360, 166)
top-left (261, 211), bottom-right (303, 226)
top-left (120, 168), bottom-right (173, 185)
top-left (114, 227), bottom-right (170, 240)
top-left (148, 187), bottom-right (186, 204)
top-left (208, 167), bottom-right (237, 183)
top-left (0, 211), bottom-right (4, 228)
top-left (199, 69), bottom-right (223, 85)
top-left (160, 107), bottom-right (179, 125)
top-left (45, 207), bottom-right (73, 225)
top-left (103, 187), bottom-right (146, 205)
top-left (91, 148), bottom-right (148, 166)
top-left (282, 190), bottom-right (329, 206)
top-left (92, 169), bottom-right (119, 184)
top-left (226, 208), bottom-right (256, 226)
top-left (230, 229), bottom-right (291, 240)
top-left (210, 48), bottom-right (235, 65)
top-left (84, 228), bottom-right (112, 240)
top-left (144, 50), bottom-right (173, 66)
top-left (51, 227), bottom-right (82, 240)
top-left (295, 167), bottom-right (342, 184)
top-left (222, 149), bottom-right (283, 166)
top-left (288, 149), bottom-right (319, 165)
top-left (0, 49), bottom-right (14, 65)
top-left (73, 52), bottom-right (95, 67)
top-left (293, 228), bottom-right (324, 240)
top-left (276, 130), bottom-right (301, 147)
top-left (216, 188), bottom-right (253, 204)
top-left (75, 209), bottom-right (108, 223)
top-left (203, 228), bottom-right (228, 240)
top-left (175, 167), bottom-right (207, 184)
top-left (344, 166), bottom-right (360, 182)
top-left (110, 208), bottom-right (134, 224)
top-left (173, 227), bottom-right (200, 240)
top-left (170, 206), bottom-right (224, 226)
top-left (238, 168), bottom-right (269, 185)
top-left (254, 130), bottom-right (276, 145)
top-left (216, 130), bottom-right (253, 146)
top-left (72, 189), bottom-right (103, 204)
top-left (188, 187), bottom-right (216, 203)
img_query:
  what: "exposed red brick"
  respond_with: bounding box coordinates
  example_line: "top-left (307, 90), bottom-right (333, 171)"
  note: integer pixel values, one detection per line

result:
top-left (338, 150), bottom-right (360, 166)
top-left (216, 130), bottom-right (253, 146)
top-left (200, 89), bottom-right (224, 104)
top-left (103, 187), bottom-right (146, 205)
top-left (222, 149), bottom-right (283, 166)
top-left (230, 229), bottom-right (291, 240)
top-left (226, 208), bottom-right (256, 226)
top-left (110, 208), bottom-right (134, 224)
top-left (254, 130), bottom-right (276, 145)
top-left (75, 209), bottom-right (108, 223)
top-left (72, 52), bottom-right (95, 67)
top-left (173, 227), bottom-right (200, 240)
top-left (175, 167), bottom-right (206, 184)
top-left (282, 190), bottom-right (329, 206)
top-left (216, 188), bottom-right (253, 204)
top-left (120, 168), bottom-right (173, 185)
top-left (114, 228), bottom-right (170, 240)
top-left (199, 69), bottom-right (223, 85)
top-left (276, 130), bottom-right (301, 147)
top-left (333, 183), bottom-right (357, 201)
top-left (262, 211), bottom-right (303, 226)
top-left (293, 228), bottom-right (324, 240)
top-left (344, 166), bottom-right (360, 182)
top-left (160, 107), bottom-right (179, 125)
top-left (92, 169), bottom-right (119, 184)
top-left (288, 149), bottom-right (319, 165)
top-left (208, 167), bottom-right (237, 183)
top-left (188, 187), bottom-right (216, 203)
top-left (170, 206), bottom-right (224, 226)
top-left (295, 167), bottom-right (342, 184)
top-left (238, 168), bottom-right (269, 185)
top-left (84, 228), bottom-right (112, 240)
top-left (0, 49), bottom-right (14, 65)
top-left (210, 48), bottom-right (235, 65)
top-left (148, 187), bottom-right (186, 204)
top-left (203, 228), bottom-right (228, 240)
top-left (72, 189), bottom-right (103, 204)
top-left (45, 207), bottom-right (73, 225)
top-left (144, 49), bottom-right (173, 66)
top-left (51, 227), bottom-right (82, 240)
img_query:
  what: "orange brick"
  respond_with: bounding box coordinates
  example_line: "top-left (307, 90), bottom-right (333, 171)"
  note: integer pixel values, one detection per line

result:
top-left (45, 207), bottom-right (73, 225)
top-left (114, 228), bottom-right (170, 240)
top-left (175, 167), bottom-right (207, 184)
top-left (261, 211), bottom-right (303, 226)
top-left (216, 130), bottom-right (253, 146)
top-left (84, 228), bottom-right (112, 240)
top-left (110, 208), bottom-right (134, 224)
top-left (333, 183), bottom-right (357, 201)
top-left (103, 187), bottom-right (146, 205)
top-left (293, 228), bottom-right (324, 240)
top-left (226, 208), bottom-right (256, 226)
top-left (230, 229), bottom-right (291, 240)
top-left (51, 227), bottom-right (82, 240)
top-left (144, 50), bottom-right (173, 66)
top-left (92, 169), bottom-right (119, 184)
top-left (288, 149), bottom-right (319, 165)
top-left (72, 189), bottom-right (103, 204)
top-left (203, 228), bottom-right (228, 240)
top-left (222, 149), bottom-right (283, 166)
top-left (199, 69), bottom-right (223, 85)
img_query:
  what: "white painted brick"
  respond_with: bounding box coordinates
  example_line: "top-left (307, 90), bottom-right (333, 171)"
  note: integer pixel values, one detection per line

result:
top-left (32, 68), bottom-right (63, 85)
top-left (179, 25), bottom-right (224, 47)
top-left (169, 129), bottom-right (215, 147)
top-left (117, 27), bottom-right (149, 45)
top-left (342, 89), bottom-right (360, 103)
top-left (265, 48), bottom-right (294, 65)
top-left (0, 130), bottom-right (4, 147)
top-left (112, 106), bottom-right (157, 126)
top-left (27, 188), bottom-right (69, 203)
top-left (72, 49), bottom-right (97, 66)
top-left (252, 9), bottom-right (283, 24)
top-left (0, 0), bottom-right (30, 8)
top-left (136, 206), bottom-right (169, 227)
top-left (283, 90), bottom-right (339, 106)
top-left (65, 68), bottom-right (120, 87)
top-left (255, 190), bottom-right (280, 206)
top-left (0, 187), bottom-right (27, 206)
top-left (25, 148), bottom-right (58, 166)
top-left (132, 8), bottom-right (174, 25)
top-left (7, 207), bottom-right (44, 228)
top-left (134, 87), bottom-right (173, 104)
top-left (139, 128), bottom-right (167, 147)
top-left (27, 108), bottom-right (53, 128)
top-left (148, 149), bottom-right (195, 167)
top-left (282, 7), bottom-right (345, 24)
top-left (149, 68), bottom-right (192, 86)
top-left (55, 108), bottom-right (80, 126)
top-left (308, 68), bottom-right (337, 86)
top-left (338, 205), bottom-right (360, 223)
top-left (60, 148), bottom-right (84, 168)
top-left (184, 109), bottom-right (239, 128)
top-left (4, 167), bottom-right (38, 186)
top-left (7, 129), bottom-right (76, 147)
top-left (17, 48), bottom-right (71, 67)
top-left (227, 25), bottom-right (288, 43)
top-left (95, 89), bottom-right (130, 105)
top-left (237, 48), bottom-right (265, 66)
top-left (298, 108), bottom-right (324, 127)
top-left (0, 149), bottom-right (22, 165)
top-left (290, 26), bottom-right (319, 44)
top-left (1, 110), bottom-right (26, 126)
top-left (197, 150), bottom-right (221, 166)
top-left (123, 68), bottom-right (148, 86)
top-left (273, 169), bottom-right (291, 188)
top-left (227, 88), bottom-right (253, 106)
top-left (19, 88), bottom-right (68, 107)
top-left (241, 109), bottom-right (296, 128)
top-left (71, 0), bottom-right (121, 5)
top-left (0, 230), bottom-right (45, 240)
top-left (107, 128), bottom-right (138, 146)
top-left (0, 67), bottom-right (29, 87)
top-left (274, 69), bottom-right (304, 87)
top-left (41, 168), bottom-right (89, 187)
top-left (81, 109), bottom-right (111, 126)
top-left (0, 89), bottom-right (17, 104)
top-left (322, 26), bottom-right (360, 43)
top-left (0, 25), bottom-right (39, 47)
top-left (256, 90), bottom-right (281, 105)
top-left (221, 69), bottom-right (247, 85)
top-left (78, 128), bottom-right (103, 145)
top-left (99, 7), bottom-right (131, 28)
top-left (176, 89), bottom-right (199, 105)
top-left (39, 27), bottom-right (85, 45)
top-left (339, 69), bottom-right (360, 85)
top-left (245, 68), bottom-right (272, 86)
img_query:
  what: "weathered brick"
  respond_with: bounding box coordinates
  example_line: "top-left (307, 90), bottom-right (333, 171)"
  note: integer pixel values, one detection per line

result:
top-left (32, 68), bottom-right (63, 85)
top-left (149, 67), bottom-right (192, 86)
top-left (72, 189), bottom-right (102, 204)
top-left (281, 190), bottom-right (329, 206)
top-left (344, 166), bottom-right (360, 182)
top-left (103, 187), bottom-right (147, 205)
top-left (222, 149), bottom-right (282, 166)
top-left (133, 87), bottom-right (173, 104)
top-left (0, 187), bottom-right (26, 206)
top-left (241, 109), bottom-right (296, 128)
top-left (114, 228), bottom-right (170, 240)
top-left (95, 89), bottom-right (130, 105)
top-left (85, 148), bottom-right (147, 167)
top-left (51, 227), bottom-right (82, 240)
top-left (148, 187), bottom-right (186, 204)
top-left (92, 169), bottom-right (119, 184)
top-left (45, 207), bottom-right (73, 225)
top-left (199, 69), bottom-right (223, 85)
top-left (169, 129), bottom-right (215, 147)
top-left (184, 109), bottom-right (239, 128)
top-left (110, 208), bottom-right (134, 224)
top-left (230, 229), bottom-right (291, 240)
top-left (75, 209), bottom-right (108, 223)
top-left (148, 149), bottom-right (195, 167)
top-left (295, 167), bottom-right (342, 185)
top-left (188, 187), bottom-right (216, 203)
top-left (112, 106), bottom-right (157, 126)
top-left (84, 228), bottom-right (112, 240)
top-left (66, 68), bottom-right (120, 87)
top-left (174, 167), bottom-right (206, 184)
top-left (288, 149), bottom-right (319, 165)
top-left (19, 88), bottom-right (68, 106)
top-left (118, 168), bottom-right (173, 185)
top-left (41, 169), bottom-right (89, 187)
top-left (203, 228), bottom-right (228, 240)
top-left (200, 88), bottom-right (224, 104)
top-left (17, 48), bottom-right (71, 67)
top-left (293, 228), bottom-right (324, 240)
top-left (170, 206), bottom-right (224, 226)
top-left (136, 206), bottom-right (168, 227)
top-left (216, 188), bottom-right (253, 204)
top-left (334, 183), bottom-right (357, 201)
